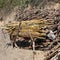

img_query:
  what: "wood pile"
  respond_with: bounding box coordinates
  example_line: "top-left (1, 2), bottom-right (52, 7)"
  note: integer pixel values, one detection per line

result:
top-left (14, 3), bottom-right (60, 39)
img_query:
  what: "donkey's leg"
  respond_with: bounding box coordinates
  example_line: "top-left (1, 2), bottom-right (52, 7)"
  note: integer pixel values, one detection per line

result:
top-left (14, 40), bottom-right (18, 48)
top-left (13, 35), bottom-right (18, 48)
top-left (10, 35), bottom-right (16, 48)
top-left (10, 40), bottom-right (15, 48)
top-left (10, 35), bottom-right (13, 47)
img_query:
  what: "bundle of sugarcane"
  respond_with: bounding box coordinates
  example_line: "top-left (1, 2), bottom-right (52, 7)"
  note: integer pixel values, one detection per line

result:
top-left (1, 19), bottom-right (52, 39)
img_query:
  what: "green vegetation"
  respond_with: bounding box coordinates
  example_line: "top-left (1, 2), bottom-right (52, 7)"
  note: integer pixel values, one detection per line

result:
top-left (0, 0), bottom-right (60, 10)
top-left (0, 0), bottom-right (30, 10)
